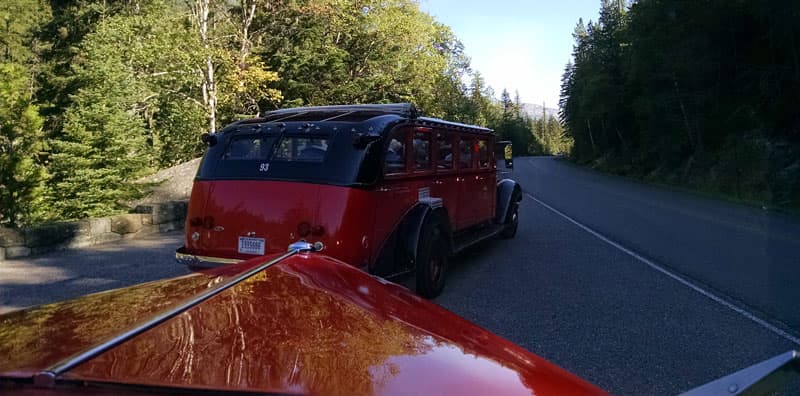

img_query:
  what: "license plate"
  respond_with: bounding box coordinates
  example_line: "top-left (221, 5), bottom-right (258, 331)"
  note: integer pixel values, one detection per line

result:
top-left (238, 237), bottom-right (265, 255)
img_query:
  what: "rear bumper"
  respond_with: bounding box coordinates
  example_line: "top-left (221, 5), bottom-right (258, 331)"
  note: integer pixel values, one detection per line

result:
top-left (175, 246), bottom-right (242, 268)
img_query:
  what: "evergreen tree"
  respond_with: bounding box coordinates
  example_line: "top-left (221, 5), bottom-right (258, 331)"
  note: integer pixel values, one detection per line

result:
top-left (0, 63), bottom-right (48, 226)
top-left (0, 0), bottom-right (50, 64)
top-left (466, 71), bottom-right (493, 126)
top-left (48, 1), bottom-right (199, 218)
top-left (0, 1), bottom-right (51, 226)
top-left (561, 0), bottom-right (800, 206)
top-left (512, 90), bottom-right (522, 119)
top-left (500, 89), bottom-right (512, 120)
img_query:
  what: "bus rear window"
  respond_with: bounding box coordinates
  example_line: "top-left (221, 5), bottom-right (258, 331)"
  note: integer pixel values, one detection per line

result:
top-left (197, 126), bottom-right (361, 184)
top-left (223, 136), bottom-right (275, 160)
top-left (272, 137), bottom-right (330, 162)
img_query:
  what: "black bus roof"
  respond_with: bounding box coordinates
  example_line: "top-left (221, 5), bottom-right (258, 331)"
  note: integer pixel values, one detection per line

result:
top-left (230, 103), bottom-right (494, 135)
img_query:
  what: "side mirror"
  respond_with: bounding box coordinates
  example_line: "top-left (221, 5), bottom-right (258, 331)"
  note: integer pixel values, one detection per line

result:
top-left (201, 133), bottom-right (218, 147)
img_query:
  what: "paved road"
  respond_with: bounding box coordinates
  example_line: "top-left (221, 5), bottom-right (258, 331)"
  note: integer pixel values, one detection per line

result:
top-left (1, 156), bottom-right (799, 394)
top-left (438, 157), bottom-right (798, 394)
top-left (516, 157), bottom-right (800, 332)
top-left (0, 232), bottom-right (190, 314)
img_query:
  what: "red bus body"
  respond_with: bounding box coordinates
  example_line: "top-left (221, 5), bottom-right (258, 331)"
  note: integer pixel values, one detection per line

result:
top-left (186, 180), bottom-right (375, 267)
top-left (177, 104), bottom-right (521, 295)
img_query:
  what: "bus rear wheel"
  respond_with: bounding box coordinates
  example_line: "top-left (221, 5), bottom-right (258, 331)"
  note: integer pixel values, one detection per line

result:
top-left (500, 202), bottom-right (518, 239)
top-left (415, 221), bottom-right (448, 298)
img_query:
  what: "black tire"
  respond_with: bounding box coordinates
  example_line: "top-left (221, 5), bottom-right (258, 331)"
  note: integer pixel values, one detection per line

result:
top-left (415, 220), bottom-right (448, 298)
top-left (500, 200), bottom-right (519, 239)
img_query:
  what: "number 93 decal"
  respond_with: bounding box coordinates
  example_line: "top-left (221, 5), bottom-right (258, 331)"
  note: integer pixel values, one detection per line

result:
top-left (259, 163), bottom-right (270, 172)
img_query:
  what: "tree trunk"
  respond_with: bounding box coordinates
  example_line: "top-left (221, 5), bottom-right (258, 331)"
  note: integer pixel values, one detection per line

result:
top-left (237, 0), bottom-right (259, 115)
top-left (586, 119), bottom-right (596, 154)
top-left (192, 0), bottom-right (217, 133)
top-left (239, 0), bottom-right (257, 67)
top-left (672, 73), bottom-right (696, 153)
top-left (206, 56), bottom-right (217, 133)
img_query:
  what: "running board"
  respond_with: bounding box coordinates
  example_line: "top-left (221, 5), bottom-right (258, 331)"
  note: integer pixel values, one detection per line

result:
top-left (452, 224), bottom-right (505, 254)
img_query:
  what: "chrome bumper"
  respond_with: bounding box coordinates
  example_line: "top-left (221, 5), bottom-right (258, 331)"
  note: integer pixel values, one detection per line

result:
top-left (175, 247), bottom-right (242, 268)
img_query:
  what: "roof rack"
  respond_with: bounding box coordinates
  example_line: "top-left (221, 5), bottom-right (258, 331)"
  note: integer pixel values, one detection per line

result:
top-left (270, 103), bottom-right (419, 118)
top-left (417, 116), bottom-right (494, 134)
top-left (234, 103), bottom-right (420, 126)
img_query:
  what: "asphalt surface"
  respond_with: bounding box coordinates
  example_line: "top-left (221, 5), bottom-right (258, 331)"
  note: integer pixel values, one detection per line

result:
top-left (1, 156), bottom-right (799, 395)
top-left (0, 232), bottom-right (190, 314)
top-left (516, 157), bottom-right (800, 332)
top-left (436, 157), bottom-right (799, 395)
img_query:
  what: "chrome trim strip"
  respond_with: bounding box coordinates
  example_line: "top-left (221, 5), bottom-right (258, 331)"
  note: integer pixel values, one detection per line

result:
top-left (35, 244), bottom-right (317, 387)
top-left (288, 240), bottom-right (324, 252)
top-left (679, 350), bottom-right (799, 396)
top-left (175, 247), bottom-right (242, 267)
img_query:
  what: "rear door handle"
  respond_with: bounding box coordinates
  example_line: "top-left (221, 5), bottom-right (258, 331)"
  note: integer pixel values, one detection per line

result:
top-left (379, 187), bottom-right (409, 197)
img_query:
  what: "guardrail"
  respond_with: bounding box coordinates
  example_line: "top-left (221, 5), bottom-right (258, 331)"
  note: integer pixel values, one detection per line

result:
top-left (0, 201), bottom-right (187, 261)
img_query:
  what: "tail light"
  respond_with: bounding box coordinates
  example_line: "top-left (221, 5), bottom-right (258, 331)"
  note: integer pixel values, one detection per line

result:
top-left (189, 217), bottom-right (203, 227)
top-left (297, 222), bottom-right (312, 237)
top-left (203, 216), bottom-right (215, 229)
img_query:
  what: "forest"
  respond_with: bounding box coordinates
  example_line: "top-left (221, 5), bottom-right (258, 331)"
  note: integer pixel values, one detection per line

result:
top-left (560, 0), bottom-right (800, 210)
top-left (0, 0), bottom-right (567, 227)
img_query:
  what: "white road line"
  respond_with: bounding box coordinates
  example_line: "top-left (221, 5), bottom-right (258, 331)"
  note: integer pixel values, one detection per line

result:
top-left (525, 192), bottom-right (800, 346)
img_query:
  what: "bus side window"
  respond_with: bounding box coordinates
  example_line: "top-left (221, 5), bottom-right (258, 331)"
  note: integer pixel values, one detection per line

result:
top-left (384, 128), bottom-right (408, 175)
top-left (413, 132), bottom-right (432, 171)
top-left (459, 138), bottom-right (474, 169)
top-left (436, 132), bottom-right (453, 170)
top-left (478, 140), bottom-right (490, 168)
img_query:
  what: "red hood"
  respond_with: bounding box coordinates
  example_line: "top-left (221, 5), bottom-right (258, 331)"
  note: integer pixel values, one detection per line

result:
top-left (0, 254), bottom-right (607, 396)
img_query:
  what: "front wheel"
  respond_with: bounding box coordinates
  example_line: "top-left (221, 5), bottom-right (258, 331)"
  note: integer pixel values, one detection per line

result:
top-left (500, 202), bottom-right (519, 239)
top-left (415, 221), bottom-right (448, 298)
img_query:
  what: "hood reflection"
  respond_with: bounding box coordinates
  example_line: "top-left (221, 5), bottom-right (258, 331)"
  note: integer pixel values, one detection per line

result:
top-left (0, 272), bottom-right (221, 375)
top-left (66, 255), bottom-right (556, 395)
top-left (68, 259), bottom-right (431, 395)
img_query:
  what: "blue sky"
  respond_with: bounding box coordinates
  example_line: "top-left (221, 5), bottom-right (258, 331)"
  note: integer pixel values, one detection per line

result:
top-left (419, 0), bottom-right (600, 108)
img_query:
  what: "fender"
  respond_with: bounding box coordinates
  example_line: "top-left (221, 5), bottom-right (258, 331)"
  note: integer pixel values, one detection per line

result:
top-left (372, 199), bottom-right (452, 276)
top-left (402, 199), bottom-right (452, 269)
top-left (496, 179), bottom-right (522, 224)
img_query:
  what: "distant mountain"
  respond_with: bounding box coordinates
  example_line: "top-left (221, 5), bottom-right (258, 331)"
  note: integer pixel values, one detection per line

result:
top-left (521, 103), bottom-right (559, 120)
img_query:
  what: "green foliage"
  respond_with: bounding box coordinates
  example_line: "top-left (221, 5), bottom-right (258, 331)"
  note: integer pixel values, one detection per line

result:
top-left (560, 0), bottom-right (800, 208)
top-left (48, 1), bottom-right (203, 219)
top-left (534, 114), bottom-right (571, 155)
top-left (218, 55), bottom-right (282, 119)
top-left (152, 99), bottom-right (206, 167)
top-left (425, 25), bottom-right (472, 121)
top-left (2, 0), bottom-right (538, 224)
top-left (493, 89), bottom-right (532, 155)
top-left (0, 0), bottom-right (51, 64)
top-left (0, 63), bottom-right (48, 226)
top-left (258, 0), bottom-right (467, 116)
top-left (35, 0), bottom-right (130, 138)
